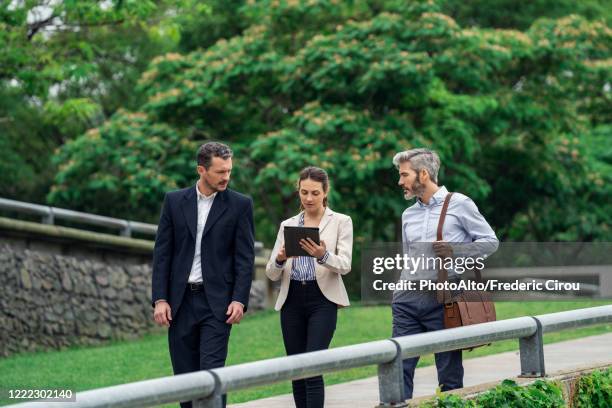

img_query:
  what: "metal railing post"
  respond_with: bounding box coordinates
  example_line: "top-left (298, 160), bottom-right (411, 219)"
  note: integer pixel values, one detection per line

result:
top-left (193, 370), bottom-right (223, 408)
top-left (376, 339), bottom-right (407, 407)
top-left (42, 207), bottom-right (54, 225)
top-left (519, 317), bottom-right (545, 377)
top-left (192, 395), bottom-right (223, 408)
top-left (120, 220), bottom-right (132, 237)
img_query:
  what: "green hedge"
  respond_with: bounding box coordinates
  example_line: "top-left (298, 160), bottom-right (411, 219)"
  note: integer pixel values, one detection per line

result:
top-left (573, 368), bottom-right (612, 408)
top-left (419, 368), bottom-right (611, 407)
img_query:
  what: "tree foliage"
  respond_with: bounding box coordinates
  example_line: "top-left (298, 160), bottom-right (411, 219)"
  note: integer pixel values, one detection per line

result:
top-left (440, 0), bottom-right (611, 30)
top-left (2, 1), bottom-right (609, 264)
top-left (49, 111), bottom-right (196, 221)
top-left (0, 0), bottom-right (208, 200)
top-left (109, 0), bottom-right (610, 246)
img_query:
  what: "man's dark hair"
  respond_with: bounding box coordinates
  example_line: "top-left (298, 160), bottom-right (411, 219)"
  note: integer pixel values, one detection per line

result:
top-left (197, 142), bottom-right (233, 169)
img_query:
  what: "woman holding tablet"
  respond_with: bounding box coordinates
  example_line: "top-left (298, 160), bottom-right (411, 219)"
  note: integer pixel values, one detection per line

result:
top-left (266, 166), bottom-right (353, 408)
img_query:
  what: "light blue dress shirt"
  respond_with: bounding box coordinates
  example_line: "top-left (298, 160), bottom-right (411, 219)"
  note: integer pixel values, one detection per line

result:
top-left (401, 186), bottom-right (499, 281)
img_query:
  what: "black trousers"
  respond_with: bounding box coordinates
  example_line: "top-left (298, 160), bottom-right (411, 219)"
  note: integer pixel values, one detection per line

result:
top-left (281, 280), bottom-right (338, 408)
top-left (169, 286), bottom-right (232, 408)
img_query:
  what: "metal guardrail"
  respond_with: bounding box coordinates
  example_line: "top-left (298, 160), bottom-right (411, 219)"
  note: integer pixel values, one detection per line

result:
top-left (7, 305), bottom-right (612, 408)
top-left (0, 197), bottom-right (156, 237)
top-left (0, 197), bottom-right (264, 252)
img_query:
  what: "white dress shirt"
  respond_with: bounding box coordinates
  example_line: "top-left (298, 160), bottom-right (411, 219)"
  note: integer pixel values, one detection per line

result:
top-left (188, 183), bottom-right (217, 283)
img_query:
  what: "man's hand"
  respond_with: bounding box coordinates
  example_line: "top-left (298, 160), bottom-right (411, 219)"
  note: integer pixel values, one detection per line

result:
top-left (300, 238), bottom-right (327, 259)
top-left (226, 301), bottom-right (244, 324)
top-left (433, 240), bottom-right (453, 259)
top-left (153, 300), bottom-right (172, 327)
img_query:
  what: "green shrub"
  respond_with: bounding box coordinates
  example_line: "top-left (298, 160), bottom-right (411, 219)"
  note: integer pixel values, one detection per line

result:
top-left (420, 368), bottom-right (612, 407)
top-left (572, 368), bottom-right (612, 408)
top-left (474, 379), bottom-right (564, 407)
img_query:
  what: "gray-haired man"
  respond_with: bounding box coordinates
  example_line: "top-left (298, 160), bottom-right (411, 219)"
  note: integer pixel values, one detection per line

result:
top-left (391, 148), bottom-right (498, 399)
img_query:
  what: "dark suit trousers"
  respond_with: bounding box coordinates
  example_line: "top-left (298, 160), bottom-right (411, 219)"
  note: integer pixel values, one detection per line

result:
top-left (392, 292), bottom-right (463, 399)
top-left (169, 286), bottom-right (231, 408)
top-left (281, 280), bottom-right (338, 408)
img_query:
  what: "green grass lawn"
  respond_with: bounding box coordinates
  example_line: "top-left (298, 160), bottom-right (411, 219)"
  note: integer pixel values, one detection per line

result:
top-left (0, 301), bottom-right (610, 406)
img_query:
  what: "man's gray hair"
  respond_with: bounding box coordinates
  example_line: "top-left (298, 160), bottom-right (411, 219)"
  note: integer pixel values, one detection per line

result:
top-left (392, 148), bottom-right (441, 184)
top-left (197, 142), bottom-right (233, 169)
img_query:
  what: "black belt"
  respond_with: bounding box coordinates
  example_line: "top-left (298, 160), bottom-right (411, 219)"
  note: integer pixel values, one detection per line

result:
top-left (188, 282), bottom-right (204, 291)
top-left (290, 279), bottom-right (317, 286)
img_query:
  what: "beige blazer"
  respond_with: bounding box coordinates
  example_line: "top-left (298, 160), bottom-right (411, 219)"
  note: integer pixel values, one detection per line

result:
top-left (266, 207), bottom-right (352, 310)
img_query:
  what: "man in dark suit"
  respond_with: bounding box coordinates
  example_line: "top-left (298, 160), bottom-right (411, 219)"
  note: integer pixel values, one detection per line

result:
top-left (152, 142), bottom-right (254, 407)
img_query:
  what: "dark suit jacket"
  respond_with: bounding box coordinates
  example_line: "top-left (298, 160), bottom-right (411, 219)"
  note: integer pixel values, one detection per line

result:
top-left (151, 186), bottom-right (255, 321)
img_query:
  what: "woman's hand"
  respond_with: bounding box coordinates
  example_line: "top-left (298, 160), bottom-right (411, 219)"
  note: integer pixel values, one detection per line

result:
top-left (276, 244), bottom-right (288, 263)
top-left (300, 238), bottom-right (327, 259)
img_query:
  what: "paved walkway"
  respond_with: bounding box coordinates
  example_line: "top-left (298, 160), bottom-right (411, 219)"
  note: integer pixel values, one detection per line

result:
top-left (230, 333), bottom-right (612, 407)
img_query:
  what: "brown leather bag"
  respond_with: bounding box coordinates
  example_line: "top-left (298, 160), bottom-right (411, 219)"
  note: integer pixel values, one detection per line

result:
top-left (436, 193), bottom-right (496, 339)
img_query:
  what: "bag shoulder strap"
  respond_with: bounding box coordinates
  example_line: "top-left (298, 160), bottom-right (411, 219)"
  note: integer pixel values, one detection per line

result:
top-left (437, 192), bottom-right (453, 242)
top-left (436, 193), bottom-right (453, 302)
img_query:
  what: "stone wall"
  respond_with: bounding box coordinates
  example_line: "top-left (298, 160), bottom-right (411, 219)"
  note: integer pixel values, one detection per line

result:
top-left (0, 243), bottom-right (268, 357)
top-left (0, 217), bottom-right (268, 357)
top-left (0, 244), bottom-right (150, 356)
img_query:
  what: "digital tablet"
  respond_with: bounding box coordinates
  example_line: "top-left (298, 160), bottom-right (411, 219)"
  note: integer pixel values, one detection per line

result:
top-left (284, 226), bottom-right (320, 257)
